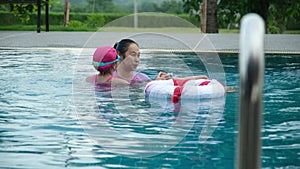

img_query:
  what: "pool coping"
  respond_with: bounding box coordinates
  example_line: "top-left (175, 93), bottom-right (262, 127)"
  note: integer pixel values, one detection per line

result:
top-left (0, 31), bottom-right (299, 55)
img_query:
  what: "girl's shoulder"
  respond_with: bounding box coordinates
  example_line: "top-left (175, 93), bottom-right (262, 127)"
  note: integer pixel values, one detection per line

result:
top-left (85, 75), bottom-right (97, 83)
top-left (132, 71), bottom-right (151, 83)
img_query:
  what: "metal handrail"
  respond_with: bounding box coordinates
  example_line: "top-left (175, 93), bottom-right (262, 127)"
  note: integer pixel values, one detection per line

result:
top-left (238, 13), bottom-right (265, 169)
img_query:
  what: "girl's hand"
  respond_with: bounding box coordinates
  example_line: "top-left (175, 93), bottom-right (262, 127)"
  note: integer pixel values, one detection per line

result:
top-left (197, 75), bottom-right (209, 79)
top-left (156, 72), bottom-right (171, 80)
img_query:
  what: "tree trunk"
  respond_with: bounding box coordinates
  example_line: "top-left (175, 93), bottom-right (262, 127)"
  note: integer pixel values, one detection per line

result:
top-left (64, 0), bottom-right (70, 27)
top-left (248, 0), bottom-right (269, 33)
top-left (259, 0), bottom-right (269, 33)
top-left (200, 1), bottom-right (206, 33)
top-left (200, 0), bottom-right (218, 33)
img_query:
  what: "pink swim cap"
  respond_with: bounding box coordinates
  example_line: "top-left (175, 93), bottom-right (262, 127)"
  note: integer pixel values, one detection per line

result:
top-left (92, 46), bottom-right (118, 72)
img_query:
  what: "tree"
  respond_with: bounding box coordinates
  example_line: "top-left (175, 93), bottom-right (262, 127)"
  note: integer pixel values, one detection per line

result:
top-left (246, 0), bottom-right (269, 33)
top-left (267, 0), bottom-right (300, 33)
top-left (182, 0), bottom-right (218, 33)
top-left (8, 3), bottom-right (37, 23)
top-left (0, 0), bottom-right (54, 24)
top-left (139, 1), bottom-right (159, 12)
top-left (218, 0), bottom-right (299, 33)
top-left (205, 0), bottom-right (218, 33)
top-left (159, 0), bottom-right (184, 14)
top-left (86, 0), bottom-right (115, 13)
top-left (182, 0), bottom-right (201, 21)
top-left (218, 0), bottom-right (244, 29)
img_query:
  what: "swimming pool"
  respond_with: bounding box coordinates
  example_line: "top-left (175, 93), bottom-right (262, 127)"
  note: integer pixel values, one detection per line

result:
top-left (0, 49), bottom-right (299, 168)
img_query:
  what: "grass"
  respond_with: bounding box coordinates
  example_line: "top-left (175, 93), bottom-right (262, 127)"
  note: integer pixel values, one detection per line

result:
top-left (0, 25), bottom-right (97, 32)
top-left (0, 25), bottom-right (299, 34)
top-left (282, 30), bottom-right (300, 34)
top-left (99, 26), bottom-right (202, 33)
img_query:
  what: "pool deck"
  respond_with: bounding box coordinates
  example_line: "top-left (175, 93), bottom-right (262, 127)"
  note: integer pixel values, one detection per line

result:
top-left (0, 31), bottom-right (299, 54)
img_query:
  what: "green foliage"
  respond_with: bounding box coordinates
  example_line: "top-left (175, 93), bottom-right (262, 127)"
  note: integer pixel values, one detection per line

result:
top-left (0, 0), bottom-right (54, 24)
top-left (9, 4), bottom-right (36, 24)
top-left (182, 0), bottom-right (202, 15)
top-left (135, 13), bottom-right (197, 28)
top-left (69, 20), bottom-right (84, 27)
top-left (181, 0), bottom-right (203, 25)
top-left (86, 0), bottom-right (115, 13)
top-left (48, 0), bottom-right (185, 14)
top-left (182, 0), bottom-right (300, 33)
top-left (87, 14), bottom-right (105, 27)
top-left (0, 11), bottom-right (23, 25)
top-left (178, 14), bottom-right (199, 27)
top-left (50, 0), bottom-right (64, 12)
top-left (1, 0), bottom-right (299, 33)
top-left (139, 1), bottom-right (159, 12)
top-left (159, 0), bottom-right (184, 14)
top-left (0, 11), bottom-right (198, 28)
top-left (268, 1), bottom-right (300, 33)
top-left (218, 0), bottom-right (244, 29)
top-left (139, 0), bottom-right (183, 14)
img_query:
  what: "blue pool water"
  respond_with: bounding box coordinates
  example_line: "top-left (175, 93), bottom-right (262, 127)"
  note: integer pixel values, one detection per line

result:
top-left (0, 49), bottom-right (299, 168)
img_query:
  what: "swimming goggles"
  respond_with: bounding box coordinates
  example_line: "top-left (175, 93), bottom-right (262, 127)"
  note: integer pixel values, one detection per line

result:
top-left (92, 55), bottom-right (121, 67)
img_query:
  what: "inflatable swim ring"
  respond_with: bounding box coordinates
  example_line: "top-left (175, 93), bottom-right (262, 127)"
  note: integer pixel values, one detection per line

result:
top-left (144, 79), bottom-right (225, 103)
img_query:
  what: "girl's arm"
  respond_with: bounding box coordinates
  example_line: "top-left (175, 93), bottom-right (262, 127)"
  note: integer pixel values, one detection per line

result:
top-left (173, 75), bottom-right (209, 81)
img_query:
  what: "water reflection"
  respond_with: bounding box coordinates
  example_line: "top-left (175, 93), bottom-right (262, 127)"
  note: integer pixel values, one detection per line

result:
top-left (73, 79), bottom-right (225, 158)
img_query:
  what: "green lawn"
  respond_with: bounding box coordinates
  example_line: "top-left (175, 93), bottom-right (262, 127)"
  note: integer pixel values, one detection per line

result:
top-left (0, 25), bottom-right (95, 32)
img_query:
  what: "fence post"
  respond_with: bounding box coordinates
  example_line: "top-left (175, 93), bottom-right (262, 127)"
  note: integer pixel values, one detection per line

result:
top-left (37, 0), bottom-right (41, 33)
top-left (45, 0), bottom-right (49, 32)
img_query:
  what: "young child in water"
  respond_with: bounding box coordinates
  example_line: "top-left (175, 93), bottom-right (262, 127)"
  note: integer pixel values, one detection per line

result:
top-left (86, 46), bottom-right (128, 84)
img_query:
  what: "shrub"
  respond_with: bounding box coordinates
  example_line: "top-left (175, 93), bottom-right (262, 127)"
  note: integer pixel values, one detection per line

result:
top-left (87, 14), bottom-right (105, 28)
top-left (69, 20), bottom-right (84, 27)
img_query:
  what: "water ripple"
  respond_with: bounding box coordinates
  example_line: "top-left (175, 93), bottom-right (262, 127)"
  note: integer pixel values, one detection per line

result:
top-left (1, 50), bottom-right (299, 168)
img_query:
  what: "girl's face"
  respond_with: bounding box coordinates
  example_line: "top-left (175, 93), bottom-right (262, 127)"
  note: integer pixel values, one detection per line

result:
top-left (121, 43), bottom-right (140, 71)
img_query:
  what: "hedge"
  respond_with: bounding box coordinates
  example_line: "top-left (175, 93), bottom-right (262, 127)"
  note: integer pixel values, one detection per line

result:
top-left (0, 12), bottom-right (200, 28)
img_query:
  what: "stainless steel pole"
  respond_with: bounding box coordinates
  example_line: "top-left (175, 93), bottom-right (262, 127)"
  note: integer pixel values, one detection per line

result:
top-left (238, 13), bottom-right (265, 169)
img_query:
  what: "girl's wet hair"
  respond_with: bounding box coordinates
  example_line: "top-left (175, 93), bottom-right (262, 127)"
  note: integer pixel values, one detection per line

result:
top-left (113, 39), bottom-right (139, 57)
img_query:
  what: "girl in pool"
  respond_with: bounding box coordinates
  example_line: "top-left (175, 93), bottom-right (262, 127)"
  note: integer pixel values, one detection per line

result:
top-left (113, 39), bottom-right (170, 83)
top-left (86, 46), bottom-right (129, 84)
top-left (113, 39), bottom-right (209, 84)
